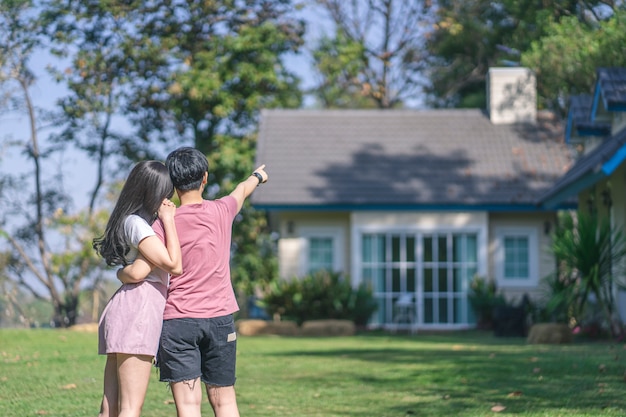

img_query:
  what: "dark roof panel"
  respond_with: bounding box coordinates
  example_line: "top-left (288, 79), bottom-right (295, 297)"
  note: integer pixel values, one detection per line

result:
top-left (569, 95), bottom-right (593, 123)
top-left (567, 95), bottom-right (611, 138)
top-left (597, 67), bottom-right (626, 110)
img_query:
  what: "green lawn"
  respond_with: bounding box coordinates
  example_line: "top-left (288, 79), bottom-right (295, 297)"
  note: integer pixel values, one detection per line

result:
top-left (0, 328), bottom-right (625, 416)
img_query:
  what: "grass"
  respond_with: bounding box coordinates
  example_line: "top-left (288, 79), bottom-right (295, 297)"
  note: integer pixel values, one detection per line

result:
top-left (1, 328), bottom-right (625, 416)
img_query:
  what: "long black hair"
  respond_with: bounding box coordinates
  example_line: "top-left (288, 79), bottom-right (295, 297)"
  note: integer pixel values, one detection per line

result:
top-left (93, 160), bottom-right (174, 266)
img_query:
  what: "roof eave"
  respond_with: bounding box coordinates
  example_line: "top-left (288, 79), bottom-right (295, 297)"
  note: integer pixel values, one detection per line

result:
top-left (540, 170), bottom-right (605, 209)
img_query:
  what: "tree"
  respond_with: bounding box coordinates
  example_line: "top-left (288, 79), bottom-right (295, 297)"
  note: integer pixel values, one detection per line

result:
top-left (0, 0), bottom-right (105, 327)
top-left (0, 0), bottom-right (306, 327)
top-left (41, 0), bottom-right (305, 296)
top-left (42, 0), bottom-right (157, 214)
top-left (311, 0), bottom-right (435, 108)
top-left (121, 0), bottom-right (305, 294)
top-left (311, 31), bottom-right (377, 108)
top-left (424, 0), bottom-right (621, 109)
top-left (521, 9), bottom-right (626, 115)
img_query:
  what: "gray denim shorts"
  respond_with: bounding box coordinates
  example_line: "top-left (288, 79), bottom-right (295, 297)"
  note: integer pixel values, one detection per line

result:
top-left (158, 315), bottom-right (237, 386)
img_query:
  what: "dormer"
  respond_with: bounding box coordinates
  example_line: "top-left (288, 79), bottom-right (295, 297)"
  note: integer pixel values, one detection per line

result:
top-left (590, 67), bottom-right (626, 135)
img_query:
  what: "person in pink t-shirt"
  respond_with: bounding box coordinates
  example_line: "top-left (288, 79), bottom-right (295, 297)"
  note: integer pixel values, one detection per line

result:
top-left (120, 147), bottom-right (268, 417)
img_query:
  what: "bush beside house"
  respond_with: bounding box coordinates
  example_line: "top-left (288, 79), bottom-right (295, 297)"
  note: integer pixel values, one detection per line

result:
top-left (259, 270), bottom-right (377, 327)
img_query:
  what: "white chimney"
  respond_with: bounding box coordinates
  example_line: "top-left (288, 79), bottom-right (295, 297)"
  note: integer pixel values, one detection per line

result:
top-left (487, 67), bottom-right (536, 124)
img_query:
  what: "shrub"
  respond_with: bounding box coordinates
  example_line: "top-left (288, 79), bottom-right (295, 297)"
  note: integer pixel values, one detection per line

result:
top-left (468, 276), bottom-right (506, 330)
top-left (260, 270), bottom-right (377, 326)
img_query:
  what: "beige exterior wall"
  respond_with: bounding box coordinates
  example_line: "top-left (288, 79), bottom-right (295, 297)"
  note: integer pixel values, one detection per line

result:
top-left (275, 212), bottom-right (350, 279)
top-left (272, 209), bottom-right (559, 328)
top-left (488, 212), bottom-right (558, 302)
top-left (274, 210), bottom-right (557, 298)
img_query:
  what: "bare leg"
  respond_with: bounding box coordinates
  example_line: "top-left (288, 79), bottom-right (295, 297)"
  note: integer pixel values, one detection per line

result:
top-left (170, 378), bottom-right (203, 417)
top-left (98, 354), bottom-right (118, 417)
top-left (206, 385), bottom-right (240, 417)
top-left (116, 354), bottom-right (153, 417)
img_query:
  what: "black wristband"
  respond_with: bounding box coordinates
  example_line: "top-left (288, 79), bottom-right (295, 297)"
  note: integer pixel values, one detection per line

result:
top-left (252, 172), bottom-right (263, 186)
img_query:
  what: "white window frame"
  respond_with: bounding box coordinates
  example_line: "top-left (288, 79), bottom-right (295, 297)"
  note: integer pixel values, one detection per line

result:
top-left (354, 225), bottom-right (486, 329)
top-left (495, 227), bottom-right (539, 287)
top-left (307, 236), bottom-right (334, 274)
top-left (299, 227), bottom-right (344, 276)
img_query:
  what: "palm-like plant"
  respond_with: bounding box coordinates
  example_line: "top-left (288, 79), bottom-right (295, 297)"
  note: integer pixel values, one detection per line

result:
top-left (551, 210), bottom-right (626, 339)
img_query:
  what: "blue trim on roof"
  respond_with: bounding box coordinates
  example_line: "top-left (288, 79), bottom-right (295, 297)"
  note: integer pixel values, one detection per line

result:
top-left (601, 143), bottom-right (626, 175)
top-left (541, 171), bottom-right (605, 209)
top-left (253, 202), bottom-right (576, 212)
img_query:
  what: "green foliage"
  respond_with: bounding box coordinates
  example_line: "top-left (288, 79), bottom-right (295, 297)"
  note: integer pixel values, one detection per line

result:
top-left (0, 2), bottom-right (115, 327)
top-left (425, 0), bottom-right (619, 109)
top-left (0, 267), bottom-right (55, 328)
top-left (350, 279), bottom-right (380, 326)
top-left (203, 133), bottom-right (278, 294)
top-left (521, 10), bottom-right (626, 114)
top-left (0, 1), bottom-right (303, 330)
top-left (538, 273), bottom-right (577, 324)
top-left (117, 0), bottom-right (305, 151)
top-left (528, 271), bottom-right (579, 327)
top-left (549, 210), bottom-right (626, 338)
top-left (126, 1), bottom-right (303, 295)
top-left (260, 270), bottom-right (378, 326)
top-left (467, 276), bottom-right (506, 329)
top-left (311, 31), bottom-right (375, 108)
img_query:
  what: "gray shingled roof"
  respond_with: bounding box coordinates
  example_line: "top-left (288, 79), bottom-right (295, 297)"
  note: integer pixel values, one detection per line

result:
top-left (595, 68), bottom-right (626, 110)
top-left (253, 109), bottom-right (573, 209)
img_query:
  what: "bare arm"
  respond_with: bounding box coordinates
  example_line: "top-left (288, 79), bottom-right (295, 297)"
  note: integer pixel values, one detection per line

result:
top-left (229, 164), bottom-right (268, 212)
top-left (117, 198), bottom-right (183, 284)
top-left (117, 253), bottom-right (153, 284)
top-left (138, 199), bottom-right (182, 275)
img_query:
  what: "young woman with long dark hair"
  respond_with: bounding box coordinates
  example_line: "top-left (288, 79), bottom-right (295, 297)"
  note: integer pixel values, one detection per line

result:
top-left (93, 160), bottom-right (182, 417)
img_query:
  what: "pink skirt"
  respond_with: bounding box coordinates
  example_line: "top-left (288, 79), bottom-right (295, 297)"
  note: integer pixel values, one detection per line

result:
top-left (98, 280), bottom-right (167, 356)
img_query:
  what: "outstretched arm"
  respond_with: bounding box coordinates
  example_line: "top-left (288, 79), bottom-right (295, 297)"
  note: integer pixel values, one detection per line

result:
top-left (229, 164), bottom-right (268, 213)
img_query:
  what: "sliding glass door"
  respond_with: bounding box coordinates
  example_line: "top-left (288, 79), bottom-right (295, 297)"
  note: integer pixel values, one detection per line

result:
top-left (361, 231), bottom-right (478, 328)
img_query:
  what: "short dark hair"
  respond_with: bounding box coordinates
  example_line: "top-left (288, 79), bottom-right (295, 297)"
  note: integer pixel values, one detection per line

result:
top-left (93, 160), bottom-right (174, 266)
top-left (166, 147), bottom-right (209, 191)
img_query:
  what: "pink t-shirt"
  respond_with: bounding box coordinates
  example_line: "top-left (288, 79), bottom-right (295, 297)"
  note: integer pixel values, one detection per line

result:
top-left (155, 196), bottom-right (240, 320)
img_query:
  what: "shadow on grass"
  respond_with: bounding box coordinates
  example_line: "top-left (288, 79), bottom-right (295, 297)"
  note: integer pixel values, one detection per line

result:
top-left (248, 332), bottom-right (626, 416)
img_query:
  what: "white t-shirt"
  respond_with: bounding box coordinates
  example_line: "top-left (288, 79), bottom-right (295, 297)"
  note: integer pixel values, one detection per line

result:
top-left (123, 215), bottom-right (168, 286)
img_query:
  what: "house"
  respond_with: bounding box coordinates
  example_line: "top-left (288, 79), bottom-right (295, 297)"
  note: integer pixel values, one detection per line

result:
top-left (252, 67), bottom-right (575, 331)
top-left (539, 67), bottom-right (626, 322)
